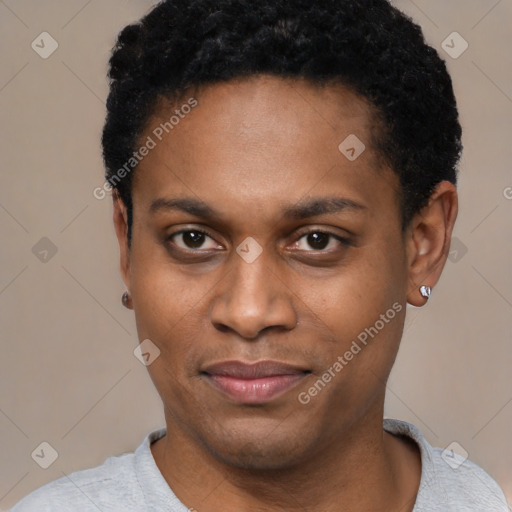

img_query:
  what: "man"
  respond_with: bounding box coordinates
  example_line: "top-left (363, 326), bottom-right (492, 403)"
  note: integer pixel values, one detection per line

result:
top-left (10, 0), bottom-right (509, 510)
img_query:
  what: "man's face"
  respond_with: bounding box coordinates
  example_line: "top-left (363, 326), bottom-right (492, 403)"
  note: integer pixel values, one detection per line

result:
top-left (123, 75), bottom-right (410, 469)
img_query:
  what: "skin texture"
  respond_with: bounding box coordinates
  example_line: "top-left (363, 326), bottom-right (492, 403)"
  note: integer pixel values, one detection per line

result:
top-left (113, 75), bottom-right (458, 511)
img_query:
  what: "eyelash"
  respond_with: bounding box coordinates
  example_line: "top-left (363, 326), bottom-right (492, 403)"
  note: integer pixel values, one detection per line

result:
top-left (166, 228), bottom-right (351, 254)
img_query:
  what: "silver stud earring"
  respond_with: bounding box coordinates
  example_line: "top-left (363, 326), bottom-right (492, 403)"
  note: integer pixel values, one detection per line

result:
top-left (419, 285), bottom-right (431, 299)
top-left (122, 291), bottom-right (132, 309)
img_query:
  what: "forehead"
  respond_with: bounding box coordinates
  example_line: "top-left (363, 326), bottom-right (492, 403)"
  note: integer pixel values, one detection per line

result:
top-left (149, 75), bottom-right (377, 149)
top-left (131, 75), bottom-right (399, 226)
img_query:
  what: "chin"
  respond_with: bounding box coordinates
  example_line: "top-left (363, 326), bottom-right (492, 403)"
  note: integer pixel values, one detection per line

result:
top-left (213, 440), bottom-right (305, 471)
top-left (198, 421), bottom-right (315, 471)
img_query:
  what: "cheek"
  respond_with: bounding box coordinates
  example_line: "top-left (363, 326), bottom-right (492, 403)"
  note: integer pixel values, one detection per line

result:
top-left (312, 245), bottom-right (404, 332)
top-left (302, 236), bottom-right (407, 380)
top-left (128, 237), bottom-right (202, 355)
top-left (129, 228), bottom-right (204, 320)
top-left (129, 254), bottom-right (209, 404)
top-left (128, 238), bottom-right (230, 385)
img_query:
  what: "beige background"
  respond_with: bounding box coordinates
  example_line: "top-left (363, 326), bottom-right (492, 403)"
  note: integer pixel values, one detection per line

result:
top-left (0, 0), bottom-right (511, 508)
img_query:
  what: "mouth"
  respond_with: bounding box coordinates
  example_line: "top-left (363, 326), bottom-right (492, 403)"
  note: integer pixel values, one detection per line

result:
top-left (201, 360), bottom-right (311, 404)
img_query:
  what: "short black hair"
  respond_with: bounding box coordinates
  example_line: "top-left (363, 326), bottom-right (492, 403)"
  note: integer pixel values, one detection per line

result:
top-left (102, 0), bottom-right (462, 242)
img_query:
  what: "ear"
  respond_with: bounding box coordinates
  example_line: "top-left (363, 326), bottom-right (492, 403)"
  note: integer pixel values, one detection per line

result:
top-left (112, 190), bottom-right (131, 292)
top-left (406, 180), bottom-right (458, 306)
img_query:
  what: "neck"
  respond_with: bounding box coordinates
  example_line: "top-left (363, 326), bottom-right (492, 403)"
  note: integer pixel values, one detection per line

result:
top-left (151, 408), bottom-right (421, 512)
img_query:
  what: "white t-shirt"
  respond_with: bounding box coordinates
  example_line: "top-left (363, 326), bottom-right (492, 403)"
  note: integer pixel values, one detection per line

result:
top-left (8, 419), bottom-right (509, 511)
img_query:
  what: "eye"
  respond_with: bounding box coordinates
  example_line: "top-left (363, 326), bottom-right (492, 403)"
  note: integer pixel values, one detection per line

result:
top-left (166, 228), bottom-right (351, 255)
top-left (292, 230), bottom-right (348, 252)
top-left (167, 229), bottom-right (221, 251)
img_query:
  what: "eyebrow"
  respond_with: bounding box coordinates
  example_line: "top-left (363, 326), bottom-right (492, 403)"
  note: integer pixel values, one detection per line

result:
top-left (282, 197), bottom-right (366, 219)
top-left (149, 196), bottom-right (366, 220)
top-left (150, 197), bottom-right (215, 218)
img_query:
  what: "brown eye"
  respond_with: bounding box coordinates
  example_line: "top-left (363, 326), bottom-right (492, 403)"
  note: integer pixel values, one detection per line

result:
top-left (168, 229), bottom-right (221, 251)
top-left (294, 231), bottom-right (347, 252)
top-left (181, 231), bottom-right (206, 249)
top-left (305, 232), bottom-right (330, 250)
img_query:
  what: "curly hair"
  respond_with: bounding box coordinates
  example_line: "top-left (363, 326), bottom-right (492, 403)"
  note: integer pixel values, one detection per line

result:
top-left (102, 0), bottom-right (462, 242)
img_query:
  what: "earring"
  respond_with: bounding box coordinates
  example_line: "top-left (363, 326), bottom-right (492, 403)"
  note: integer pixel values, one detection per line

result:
top-left (419, 285), bottom-right (431, 299)
top-left (122, 291), bottom-right (132, 309)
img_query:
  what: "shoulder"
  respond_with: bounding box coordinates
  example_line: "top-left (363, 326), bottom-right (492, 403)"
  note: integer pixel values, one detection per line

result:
top-left (383, 418), bottom-right (509, 511)
top-left (8, 441), bottom-right (145, 512)
top-left (426, 445), bottom-right (509, 510)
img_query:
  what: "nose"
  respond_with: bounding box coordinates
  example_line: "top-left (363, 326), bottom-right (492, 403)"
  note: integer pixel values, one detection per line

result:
top-left (209, 248), bottom-right (297, 340)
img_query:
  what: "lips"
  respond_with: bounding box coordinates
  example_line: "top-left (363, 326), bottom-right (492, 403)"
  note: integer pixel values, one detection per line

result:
top-left (201, 360), bottom-right (310, 404)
